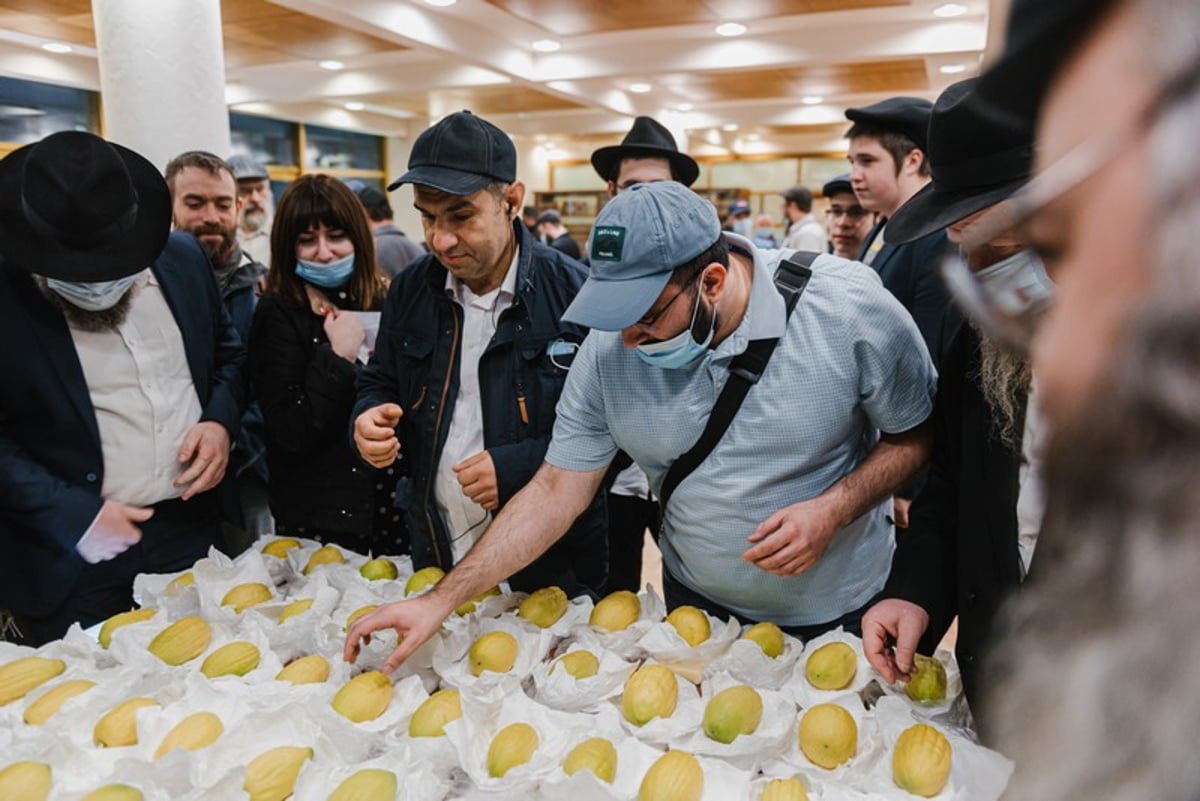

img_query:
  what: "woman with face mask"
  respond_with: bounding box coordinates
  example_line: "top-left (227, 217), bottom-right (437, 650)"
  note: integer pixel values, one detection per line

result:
top-left (248, 175), bottom-right (403, 555)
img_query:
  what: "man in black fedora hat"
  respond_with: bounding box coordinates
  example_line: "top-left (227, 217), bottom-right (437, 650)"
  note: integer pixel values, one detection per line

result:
top-left (591, 115), bottom-right (700, 195)
top-left (857, 78), bottom-right (1050, 723)
top-left (0, 131), bottom-right (247, 645)
top-left (350, 110), bottom-right (607, 600)
top-left (844, 97), bottom-right (949, 365)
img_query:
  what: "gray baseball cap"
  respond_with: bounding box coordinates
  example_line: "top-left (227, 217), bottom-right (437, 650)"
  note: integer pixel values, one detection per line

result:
top-left (563, 181), bottom-right (720, 331)
top-left (227, 154), bottom-right (269, 181)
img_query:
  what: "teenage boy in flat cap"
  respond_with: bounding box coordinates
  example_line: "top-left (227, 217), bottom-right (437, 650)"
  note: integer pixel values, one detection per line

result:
top-left (0, 132), bottom-right (246, 644)
top-left (350, 110), bottom-right (607, 599)
top-left (347, 180), bottom-right (936, 672)
top-left (845, 97), bottom-right (950, 364)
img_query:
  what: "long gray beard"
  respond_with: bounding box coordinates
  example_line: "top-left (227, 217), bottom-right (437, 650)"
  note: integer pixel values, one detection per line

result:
top-left (975, 325), bottom-right (1032, 450)
top-left (35, 276), bottom-right (137, 333)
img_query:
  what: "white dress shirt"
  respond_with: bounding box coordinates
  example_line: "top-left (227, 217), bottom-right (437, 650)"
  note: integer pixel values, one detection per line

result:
top-left (436, 251), bottom-right (519, 563)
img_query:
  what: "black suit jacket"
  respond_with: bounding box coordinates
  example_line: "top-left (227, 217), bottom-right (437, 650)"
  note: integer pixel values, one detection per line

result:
top-left (882, 310), bottom-right (1024, 709)
top-left (860, 222), bottom-right (949, 366)
top-left (0, 233), bottom-right (246, 617)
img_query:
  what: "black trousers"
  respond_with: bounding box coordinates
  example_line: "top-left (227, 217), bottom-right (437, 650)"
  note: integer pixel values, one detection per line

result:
top-left (601, 492), bottom-right (659, 595)
top-left (13, 495), bottom-right (221, 646)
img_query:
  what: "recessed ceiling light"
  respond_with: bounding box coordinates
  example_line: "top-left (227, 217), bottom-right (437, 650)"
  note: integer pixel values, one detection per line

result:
top-left (344, 101), bottom-right (365, 111)
top-left (933, 3), bottom-right (968, 17)
top-left (675, 103), bottom-right (694, 112)
top-left (722, 123), bottom-right (739, 132)
top-left (939, 63), bottom-right (968, 74)
top-left (801, 95), bottom-right (823, 105)
top-left (424, 0), bottom-right (457, 6)
top-left (746, 133), bottom-right (762, 141)
top-left (41, 42), bottom-right (72, 54)
top-left (318, 59), bottom-right (344, 71)
top-left (532, 39), bottom-right (560, 52)
top-left (628, 82), bottom-right (652, 94)
top-left (715, 22), bottom-right (747, 37)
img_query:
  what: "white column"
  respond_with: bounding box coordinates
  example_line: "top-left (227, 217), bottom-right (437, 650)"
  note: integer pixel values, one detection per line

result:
top-left (92, 0), bottom-right (230, 171)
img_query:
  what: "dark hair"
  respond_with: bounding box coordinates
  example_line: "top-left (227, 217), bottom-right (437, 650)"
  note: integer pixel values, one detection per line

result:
top-left (360, 191), bottom-right (394, 222)
top-left (669, 237), bottom-right (730, 288)
top-left (783, 186), bottom-right (814, 212)
top-left (845, 124), bottom-right (931, 178)
top-left (265, 174), bottom-right (384, 310)
top-left (164, 151), bottom-right (233, 194)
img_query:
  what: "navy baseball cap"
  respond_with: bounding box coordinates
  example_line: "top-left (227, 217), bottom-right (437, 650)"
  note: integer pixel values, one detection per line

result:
top-left (389, 110), bottom-right (517, 195)
top-left (562, 182), bottom-right (721, 331)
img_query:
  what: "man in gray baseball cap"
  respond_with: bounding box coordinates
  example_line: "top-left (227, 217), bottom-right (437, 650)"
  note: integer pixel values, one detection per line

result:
top-left (345, 180), bottom-right (936, 671)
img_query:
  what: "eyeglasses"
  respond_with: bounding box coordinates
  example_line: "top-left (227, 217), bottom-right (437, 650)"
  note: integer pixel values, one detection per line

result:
top-left (946, 49), bottom-right (1200, 352)
top-left (826, 205), bottom-right (870, 221)
top-left (633, 273), bottom-right (699, 329)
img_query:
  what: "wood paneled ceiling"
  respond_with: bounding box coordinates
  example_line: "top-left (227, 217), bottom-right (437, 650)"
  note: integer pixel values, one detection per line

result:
top-left (0, 0), bottom-right (1004, 148)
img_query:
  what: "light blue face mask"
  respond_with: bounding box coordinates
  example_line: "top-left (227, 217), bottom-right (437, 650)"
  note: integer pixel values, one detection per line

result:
top-left (733, 217), bottom-right (753, 236)
top-left (976, 248), bottom-right (1054, 315)
top-left (636, 282), bottom-right (715, 369)
top-left (45, 274), bottom-right (139, 311)
top-left (295, 252), bottom-right (355, 288)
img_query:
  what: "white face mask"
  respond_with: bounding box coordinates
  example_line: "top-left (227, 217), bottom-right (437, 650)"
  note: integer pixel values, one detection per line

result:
top-left (975, 248), bottom-right (1054, 316)
top-left (45, 274), bottom-right (139, 311)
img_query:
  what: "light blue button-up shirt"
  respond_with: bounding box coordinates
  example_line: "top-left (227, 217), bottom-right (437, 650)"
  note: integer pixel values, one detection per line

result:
top-left (546, 236), bottom-right (936, 625)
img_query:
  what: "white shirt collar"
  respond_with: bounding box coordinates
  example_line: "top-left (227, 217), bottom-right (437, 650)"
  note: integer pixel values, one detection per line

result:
top-left (444, 246), bottom-right (520, 309)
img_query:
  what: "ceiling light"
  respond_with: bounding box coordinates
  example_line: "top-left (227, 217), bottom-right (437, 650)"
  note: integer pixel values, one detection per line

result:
top-left (675, 103), bottom-right (694, 112)
top-left (424, 0), bottom-right (457, 6)
top-left (318, 59), bottom-right (344, 71)
top-left (532, 39), bottom-right (560, 52)
top-left (801, 95), bottom-right (823, 105)
top-left (715, 22), bottom-right (747, 37)
top-left (628, 82), bottom-right (652, 94)
top-left (939, 63), bottom-right (968, 74)
top-left (344, 101), bottom-right (365, 111)
top-left (41, 42), bottom-right (72, 54)
top-left (746, 133), bottom-right (762, 141)
top-left (932, 3), bottom-right (968, 17)
top-left (722, 123), bottom-right (739, 132)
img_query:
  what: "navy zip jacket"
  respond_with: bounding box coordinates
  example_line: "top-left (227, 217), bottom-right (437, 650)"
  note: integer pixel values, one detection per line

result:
top-left (353, 220), bottom-right (607, 596)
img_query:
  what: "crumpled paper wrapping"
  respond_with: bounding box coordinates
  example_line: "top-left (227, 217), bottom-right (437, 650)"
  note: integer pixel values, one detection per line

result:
top-left (434, 617), bottom-right (553, 702)
top-left (616, 665), bottom-right (703, 747)
top-left (535, 703), bottom-right (662, 795)
top-left (509, 592), bottom-right (595, 639)
top-left (765, 692), bottom-right (882, 785)
top-left (309, 672), bottom-right (429, 764)
top-left (570, 585), bottom-right (667, 661)
top-left (291, 747), bottom-right (450, 801)
top-left (848, 696), bottom-right (1013, 801)
top-left (529, 641), bottom-right (638, 713)
top-left (703, 625), bottom-right (803, 691)
top-left (872, 648), bottom-right (968, 731)
top-left (667, 671), bottom-right (797, 772)
top-left (786, 628), bottom-right (879, 709)
top-left (637, 609), bottom-right (740, 684)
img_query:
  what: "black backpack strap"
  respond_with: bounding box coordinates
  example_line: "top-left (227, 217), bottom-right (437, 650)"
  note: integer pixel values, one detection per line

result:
top-left (658, 251), bottom-right (817, 510)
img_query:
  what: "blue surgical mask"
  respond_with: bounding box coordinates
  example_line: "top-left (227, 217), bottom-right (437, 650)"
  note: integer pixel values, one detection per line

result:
top-left (733, 217), bottom-right (753, 236)
top-left (976, 248), bottom-right (1054, 315)
top-left (45, 274), bottom-right (139, 311)
top-left (295, 252), bottom-right (355, 288)
top-left (636, 283), bottom-right (715, 369)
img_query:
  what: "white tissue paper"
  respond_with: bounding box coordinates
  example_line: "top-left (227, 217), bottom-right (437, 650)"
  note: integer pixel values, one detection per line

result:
top-left (616, 666), bottom-right (703, 747)
top-left (509, 591), bottom-right (595, 639)
top-left (434, 617), bottom-right (553, 702)
top-left (873, 647), bottom-right (965, 725)
top-left (703, 625), bottom-right (803, 691)
top-left (637, 609), bottom-right (740, 684)
top-left (766, 692), bottom-right (882, 786)
top-left (786, 628), bottom-right (879, 709)
top-left (291, 746), bottom-right (451, 801)
top-left (310, 672), bottom-right (429, 764)
top-left (536, 704), bottom-right (663, 801)
top-left (571, 584), bottom-right (668, 661)
top-left (668, 671), bottom-right (797, 771)
top-left (529, 641), bottom-right (638, 713)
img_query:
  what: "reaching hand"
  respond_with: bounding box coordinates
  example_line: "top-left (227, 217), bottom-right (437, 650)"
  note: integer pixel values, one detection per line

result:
top-left (454, 450), bottom-right (499, 510)
top-left (892, 496), bottom-right (913, 528)
top-left (343, 593), bottom-right (454, 673)
top-left (353, 403), bottom-right (402, 468)
top-left (323, 307), bottom-right (366, 362)
top-left (742, 496), bottom-right (842, 576)
top-left (76, 500), bottom-right (153, 563)
top-left (174, 421), bottom-right (231, 500)
top-left (861, 598), bottom-right (930, 683)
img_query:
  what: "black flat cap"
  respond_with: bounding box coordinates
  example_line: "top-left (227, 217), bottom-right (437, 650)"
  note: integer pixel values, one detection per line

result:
top-left (845, 96), bottom-right (934, 152)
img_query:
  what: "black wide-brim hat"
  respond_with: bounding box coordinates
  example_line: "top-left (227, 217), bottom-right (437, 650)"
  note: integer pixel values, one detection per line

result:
top-left (591, 115), bottom-right (700, 187)
top-left (886, 78), bottom-right (1034, 244)
top-left (0, 131), bottom-right (171, 282)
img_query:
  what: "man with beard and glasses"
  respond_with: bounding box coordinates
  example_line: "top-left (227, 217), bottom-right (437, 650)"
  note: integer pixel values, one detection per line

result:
top-left (346, 180), bottom-right (936, 673)
top-left (228, 154), bottom-right (273, 267)
top-left (0, 132), bottom-right (246, 645)
top-left (166, 151), bottom-right (271, 551)
top-left (859, 79), bottom-right (1051, 727)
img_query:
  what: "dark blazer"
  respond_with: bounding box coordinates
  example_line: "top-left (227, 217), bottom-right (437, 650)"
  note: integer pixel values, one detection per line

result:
top-left (881, 310), bottom-right (1025, 709)
top-left (354, 220), bottom-right (608, 597)
top-left (0, 233), bottom-right (246, 617)
top-left (860, 222), bottom-right (949, 366)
